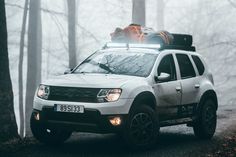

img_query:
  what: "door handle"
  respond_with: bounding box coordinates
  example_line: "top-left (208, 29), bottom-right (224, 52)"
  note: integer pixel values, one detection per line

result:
top-left (176, 86), bottom-right (182, 92)
top-left (195, 84), bottom-right (200, 89)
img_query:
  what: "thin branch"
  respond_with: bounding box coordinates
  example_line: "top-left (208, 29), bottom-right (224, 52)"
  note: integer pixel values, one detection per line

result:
top-left (103, 0), bottom-right (129, 12)
top-left (5, 2), bottom-right (67, 16)
top-left (228, 0), bottom-right (236, 8)
top-left (76, 24), bottom-right (101, 44)
top-left (44, 5), bottom-right (68, 51)
top-left (6, 2), bottom-right (100, 44)
top-left (5, 3), bottom-right (24, 9)
top-left (198, 41), bottom-right (236, 50)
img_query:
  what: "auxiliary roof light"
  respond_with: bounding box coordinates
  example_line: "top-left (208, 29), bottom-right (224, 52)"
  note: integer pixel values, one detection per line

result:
top-left (105, 42), bottom-right (161, 49)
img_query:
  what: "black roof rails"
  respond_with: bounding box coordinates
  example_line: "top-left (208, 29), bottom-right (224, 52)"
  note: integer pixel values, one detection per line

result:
top-left (160, 45), bottom-right (196, 52)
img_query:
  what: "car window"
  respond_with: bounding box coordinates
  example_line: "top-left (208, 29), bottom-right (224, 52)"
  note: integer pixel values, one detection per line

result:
top-left (73, 50), bottom-right (158, 77)
top-left (176, 54), bottom-right (196, 79)
top-left (192, 55), bottom-right (205, 75)
top-left (158, 54), bottom-right (177, 81)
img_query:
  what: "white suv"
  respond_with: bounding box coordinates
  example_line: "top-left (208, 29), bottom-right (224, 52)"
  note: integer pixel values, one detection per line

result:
top-left (31, 42), bottom-right (218, 149)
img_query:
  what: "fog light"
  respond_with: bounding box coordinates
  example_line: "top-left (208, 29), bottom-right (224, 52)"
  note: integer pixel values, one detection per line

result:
top-left (35, 113), bottom-right (40, 121)
top-left (109, 117), bottom-right (121, 126)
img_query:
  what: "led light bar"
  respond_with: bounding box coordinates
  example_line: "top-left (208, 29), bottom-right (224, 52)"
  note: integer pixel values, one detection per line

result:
top-left (129, 43), bottom-right (161, 49)
top-left (105, 43), bottom-right (127, 48)
top-left (105, 42), bottom-right (161, 49)
top-left (104, 42), bottom-right (195, 51)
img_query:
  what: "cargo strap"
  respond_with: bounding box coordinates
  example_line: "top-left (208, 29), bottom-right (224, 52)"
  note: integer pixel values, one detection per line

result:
top-left (159, 31), bottom-right (171, 44)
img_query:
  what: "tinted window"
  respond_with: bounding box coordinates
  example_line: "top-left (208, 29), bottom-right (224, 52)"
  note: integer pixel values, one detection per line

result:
top-left (74, 50), bottom-right (158, 77)
top-left (192, 55), bottom-right (205, 75)
top-left (158, 54), bottom-right (176, 81)
top-left (176, 54), bottom-right (196, 79)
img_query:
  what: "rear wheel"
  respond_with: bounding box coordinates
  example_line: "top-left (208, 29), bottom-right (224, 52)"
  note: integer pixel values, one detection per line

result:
top-left (30, 113), bottom-right (72, 145)
top-left (123, 105), bottom-right (159, 149)
top-left (193, 99), bottom-right (217, 139)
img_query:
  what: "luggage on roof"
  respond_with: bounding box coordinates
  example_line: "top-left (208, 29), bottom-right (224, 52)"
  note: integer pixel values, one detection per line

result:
top-left (145, 30), bottom-right (174, 46)
top-left (110, 24), bottom-right (195, 51)
top-left (111, 24), bottom-right (145, 43)
top-left (111, 24), bottom-right (174, 45)
top-left (172, 34), bottom-right (192, 47)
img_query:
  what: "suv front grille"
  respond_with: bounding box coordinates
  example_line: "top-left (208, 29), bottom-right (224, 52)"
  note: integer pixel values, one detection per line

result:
top-left (48, 86), bottom-right (100, 103)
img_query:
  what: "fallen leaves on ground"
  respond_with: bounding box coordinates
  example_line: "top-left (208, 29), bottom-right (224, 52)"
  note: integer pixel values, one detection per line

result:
top-left (207, 134), bottom-right (236, 157)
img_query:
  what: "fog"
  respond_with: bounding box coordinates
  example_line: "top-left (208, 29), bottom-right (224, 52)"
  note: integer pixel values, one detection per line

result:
top-left (5, 0), bottom-right (236, 132)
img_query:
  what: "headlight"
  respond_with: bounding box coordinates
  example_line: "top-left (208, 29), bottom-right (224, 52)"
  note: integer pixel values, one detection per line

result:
top-left (97, 89), bottom-right (122, 102)
top-left (37, 85), bottom-right (50, 99)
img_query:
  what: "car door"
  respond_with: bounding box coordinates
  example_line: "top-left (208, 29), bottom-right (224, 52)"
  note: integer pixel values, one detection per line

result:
top-left (153, 54), bottom-right (182, 120)
top-left (175, 53), bottom-right (200, 117)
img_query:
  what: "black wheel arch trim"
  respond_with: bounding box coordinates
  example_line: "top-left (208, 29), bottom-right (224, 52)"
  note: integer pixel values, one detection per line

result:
top-left (195, 90), bottom-right (218, 116)
top-left (129, 91), bottom-right (157, 113)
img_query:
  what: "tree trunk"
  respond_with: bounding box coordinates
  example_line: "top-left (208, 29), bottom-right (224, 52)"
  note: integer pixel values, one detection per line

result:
top-left (132, 0), bottom-right (146, 26)
top-left (67, 0), bottom-right (77, 69)
top-left (18, 0), bottom-right (29, 138)
top-left (25, 0), bottom-right (42, 136)
top-left (0, 0), bottom-right (19, 143)
top-left (157, 0), bottom-right (164, 30)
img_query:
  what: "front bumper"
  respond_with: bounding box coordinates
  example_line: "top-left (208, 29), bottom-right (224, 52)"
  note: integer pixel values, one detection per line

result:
top-left (32, 107), bottom-right (128, 133)
top-left (33, 96), bottom-right (133, 115)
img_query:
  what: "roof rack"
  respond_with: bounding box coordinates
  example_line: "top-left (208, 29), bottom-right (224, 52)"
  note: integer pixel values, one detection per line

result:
top-left (103, 42), bottom-right (196, 52)
top-left (160, 45), bottom-right (196, 52)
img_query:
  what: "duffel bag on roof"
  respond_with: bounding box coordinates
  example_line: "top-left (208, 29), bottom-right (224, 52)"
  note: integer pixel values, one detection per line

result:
top-left (145, 30), bottom-right (174, 46)
top-left (110, 24), bottom-right (193, 48)
top-left (172, 34), bottom-right (192, 47)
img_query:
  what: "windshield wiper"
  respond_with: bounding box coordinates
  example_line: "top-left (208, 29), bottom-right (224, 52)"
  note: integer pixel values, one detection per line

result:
top-left (99, 63), bottom-right (114, 74)
top-left (74, 60), bottom-right (115, 74)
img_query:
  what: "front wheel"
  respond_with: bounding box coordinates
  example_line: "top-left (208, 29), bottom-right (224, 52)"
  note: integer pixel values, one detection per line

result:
top-left (193, 99), bottom-right (217, 139)
top-left (123, 105), bottom-right (159, 149)
top-left (30, 113), bottom-right (72, 145)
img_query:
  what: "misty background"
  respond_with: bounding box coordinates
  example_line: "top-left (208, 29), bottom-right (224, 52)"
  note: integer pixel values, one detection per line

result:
top-left (4, 0), bottom-right (236, 133)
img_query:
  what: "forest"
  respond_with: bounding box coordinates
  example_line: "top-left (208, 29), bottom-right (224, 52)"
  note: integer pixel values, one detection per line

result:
top-left (1, 0), bottom-right (236, 156)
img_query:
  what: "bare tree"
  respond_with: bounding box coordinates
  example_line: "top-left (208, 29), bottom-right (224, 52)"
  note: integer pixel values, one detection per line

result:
top-left (157, 0), bottom-right (164, 30)
top-left (25, 0), bottom-right (42, 136)
top-left (132, 0), bottom-right (146, 26)
top-left (67, 0), bottom-right (77, 69)
top-left (18, 0), bottom-right (29, 138)
top-left (0, 0), bottom-right (19, 142)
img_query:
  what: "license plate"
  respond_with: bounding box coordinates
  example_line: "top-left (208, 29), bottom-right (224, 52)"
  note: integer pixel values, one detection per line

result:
top-left (55, 104), bottom-right (84, 113)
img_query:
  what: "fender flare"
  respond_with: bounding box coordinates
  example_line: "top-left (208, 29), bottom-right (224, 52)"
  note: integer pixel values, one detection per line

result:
top-left (129, 91), bottom-right (157, 113)
top-left (195, 90), bottom-right (218, 116)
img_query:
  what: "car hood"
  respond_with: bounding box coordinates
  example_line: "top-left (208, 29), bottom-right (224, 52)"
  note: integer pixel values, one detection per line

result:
top-left (42, 73), bottom-right (143, 88)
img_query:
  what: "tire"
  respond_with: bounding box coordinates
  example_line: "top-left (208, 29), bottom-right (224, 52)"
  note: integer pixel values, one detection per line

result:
top-left (30, 113), bottom-right (72, 145)
top-left (193, 99), bottom-right (217, 139)
top-left (123, 105), bottom-right (159, 149)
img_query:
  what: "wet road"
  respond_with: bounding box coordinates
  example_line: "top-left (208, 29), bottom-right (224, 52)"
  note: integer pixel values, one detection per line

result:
top-left (2, 105), bottom-right (236, 157)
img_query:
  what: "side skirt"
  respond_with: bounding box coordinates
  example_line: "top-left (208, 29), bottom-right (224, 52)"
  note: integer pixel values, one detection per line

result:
top-left (160, 117), bottom-right (194, 127)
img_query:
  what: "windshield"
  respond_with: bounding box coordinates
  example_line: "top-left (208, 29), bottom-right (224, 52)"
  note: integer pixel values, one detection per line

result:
top-left (73, 50), bottom-right (158, 77)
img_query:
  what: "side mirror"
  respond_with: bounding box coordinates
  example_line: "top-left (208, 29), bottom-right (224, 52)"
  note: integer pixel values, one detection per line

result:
top-left (156, 72), bottom-right (170, 82)
top-left (64, 68), bottom-right (73, 74)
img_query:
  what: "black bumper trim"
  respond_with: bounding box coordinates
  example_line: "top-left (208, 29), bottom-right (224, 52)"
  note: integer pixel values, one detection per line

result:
top-left (33, 107), bottom-right (128, 133)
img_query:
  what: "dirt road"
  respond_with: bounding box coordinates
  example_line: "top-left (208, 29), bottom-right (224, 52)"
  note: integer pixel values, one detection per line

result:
top-left (1, 104), bottom-right (236, 157)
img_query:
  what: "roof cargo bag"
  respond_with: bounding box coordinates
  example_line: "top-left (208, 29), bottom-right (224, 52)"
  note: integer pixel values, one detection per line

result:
top-left (110, 24), bottom-right (193, 48)
top-left (145, 30), bottom-right (174, 46)
top-left (172, 34), bottom-right (193, 47)
top-left (111, 24), bottom-right (146, 43)
top-left (111, 25), bottom-right (174, 46)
